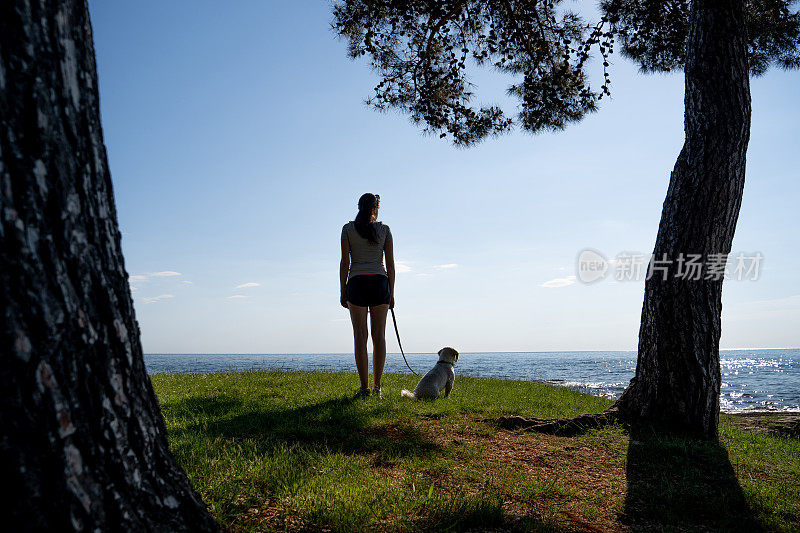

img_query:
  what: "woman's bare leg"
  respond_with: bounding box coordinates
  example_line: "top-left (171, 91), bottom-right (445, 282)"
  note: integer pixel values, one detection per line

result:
top-left (369, 304), bottom-right (389, 389)
top-left (348, 303), bottom-right (370, 390)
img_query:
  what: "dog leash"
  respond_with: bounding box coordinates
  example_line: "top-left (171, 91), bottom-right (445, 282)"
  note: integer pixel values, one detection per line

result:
top-left (390, 307), bottom-right (417, 375)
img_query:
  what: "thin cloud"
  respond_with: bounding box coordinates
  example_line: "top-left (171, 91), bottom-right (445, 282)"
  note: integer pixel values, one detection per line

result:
top-left (757, 294), bottom-right (800, 306)
top-left (142, 294), bottom-right (174, 304)
top-left (235, 282), bottom-right (260, 289)
top-left (731, 294), bottom-right (800, 310)
top-left (182, 280), bottom-right (193, 285)
top-left (227, 295), bottom-right (247, 299)
top-left (434, 263), bottom-right (458, 270)
top-left (129, 271), bottom-right (182, 282)
top-left (540, 275), bottom-right (576, 288)
top-left (395, 261), bottom-right (413, 274)
top-left (724, 294), bottom-right (800, 322)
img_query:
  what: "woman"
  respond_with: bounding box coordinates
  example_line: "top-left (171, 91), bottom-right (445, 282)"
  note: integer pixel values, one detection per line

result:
top-left (340, 193), bottom-right (395, 399)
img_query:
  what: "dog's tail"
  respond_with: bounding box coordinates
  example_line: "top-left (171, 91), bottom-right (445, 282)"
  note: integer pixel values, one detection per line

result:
top-left (400, 389), bottom-right (416, 399)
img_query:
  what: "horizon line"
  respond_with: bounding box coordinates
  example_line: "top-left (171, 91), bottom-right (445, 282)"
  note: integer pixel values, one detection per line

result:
top-left (143, 347), bottom-right (799, 356)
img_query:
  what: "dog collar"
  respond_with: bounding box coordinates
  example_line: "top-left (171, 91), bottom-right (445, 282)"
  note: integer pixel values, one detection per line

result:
top-left (436, 361), bottom-right (455, 366)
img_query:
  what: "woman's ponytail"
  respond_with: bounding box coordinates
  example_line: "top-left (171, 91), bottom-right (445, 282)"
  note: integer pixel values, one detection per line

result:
top-left (354, 193), bottom-right (379, 244)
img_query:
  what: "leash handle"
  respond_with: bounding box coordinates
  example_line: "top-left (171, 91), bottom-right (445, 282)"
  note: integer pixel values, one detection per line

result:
top-left (390, 308), bottom-right (417, 375)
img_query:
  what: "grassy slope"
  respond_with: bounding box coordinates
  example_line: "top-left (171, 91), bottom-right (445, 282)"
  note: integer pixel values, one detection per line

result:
top-left (151, 371), bottom-right (799, 532)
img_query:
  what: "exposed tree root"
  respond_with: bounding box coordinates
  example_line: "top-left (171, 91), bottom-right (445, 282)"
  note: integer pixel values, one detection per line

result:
top-left (488, 407), bottom-right (625, 437)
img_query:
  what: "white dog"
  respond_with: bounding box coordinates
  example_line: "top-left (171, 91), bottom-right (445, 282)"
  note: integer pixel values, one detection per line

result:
top-left (401, 347), bottom-right (459, 399)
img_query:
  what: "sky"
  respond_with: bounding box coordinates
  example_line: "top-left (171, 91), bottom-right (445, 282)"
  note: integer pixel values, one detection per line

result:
top-left (87, 1), bottom-right (800, 354)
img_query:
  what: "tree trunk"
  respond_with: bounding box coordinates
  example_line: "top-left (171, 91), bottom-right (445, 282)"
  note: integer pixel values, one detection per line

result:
top-left (615, 0), bottom-right (751, 438)
top-left (0, 2), bottom-right (219, 530)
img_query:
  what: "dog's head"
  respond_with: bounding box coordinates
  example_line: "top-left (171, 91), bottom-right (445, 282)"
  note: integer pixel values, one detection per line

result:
top-left (437, 347), bottom-right (459, 365)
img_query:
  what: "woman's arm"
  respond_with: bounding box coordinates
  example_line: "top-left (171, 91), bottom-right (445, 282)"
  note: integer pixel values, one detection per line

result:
top-left (340, 237), bottom-right (350, 308)
top-left (385, 237), bottom-right (395, 309)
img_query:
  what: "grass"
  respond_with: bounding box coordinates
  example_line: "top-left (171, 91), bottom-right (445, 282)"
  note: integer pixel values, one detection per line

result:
top-left (151, 371), bottom-right (800, 532)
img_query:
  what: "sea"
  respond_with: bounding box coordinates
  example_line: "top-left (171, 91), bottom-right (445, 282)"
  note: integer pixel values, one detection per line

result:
top-left (144, 349), bottom-right (800, 413)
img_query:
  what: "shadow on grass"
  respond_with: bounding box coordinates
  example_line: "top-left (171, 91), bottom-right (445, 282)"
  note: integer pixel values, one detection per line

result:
top-left (164, 395), bottom-right (244, 419)
top-left (401, 493), bottom-right (507, 532)
top-left (623, 424), bottom-right (762, 532)
top-left (166, 394), bottom-right (442, 460)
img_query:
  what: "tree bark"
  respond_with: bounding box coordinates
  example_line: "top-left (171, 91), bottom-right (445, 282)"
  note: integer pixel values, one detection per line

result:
top-left (0, 1), bottom-right (219, 530)
top-left (615, 0), bottom-right (751, 438)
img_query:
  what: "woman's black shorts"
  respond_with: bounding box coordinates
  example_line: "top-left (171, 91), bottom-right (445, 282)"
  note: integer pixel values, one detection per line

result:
top-left (346, 275), bottom-right (391, 307)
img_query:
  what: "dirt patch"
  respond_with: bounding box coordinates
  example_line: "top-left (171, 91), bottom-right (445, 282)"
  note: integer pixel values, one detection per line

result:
top-left (362, 423), bottom-right (414, 440)
top-left (726, 412), bottom-right (800, 437)
top-left (406, 418), bottom-right (628, 532)
top-left (229, 497), bottom-right (303, 532)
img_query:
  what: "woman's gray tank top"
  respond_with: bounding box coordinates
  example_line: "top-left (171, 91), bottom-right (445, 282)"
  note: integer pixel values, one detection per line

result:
top-left (341, 221), bottom-right (392, 280)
